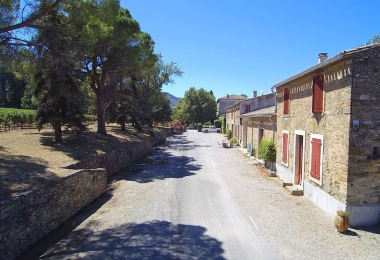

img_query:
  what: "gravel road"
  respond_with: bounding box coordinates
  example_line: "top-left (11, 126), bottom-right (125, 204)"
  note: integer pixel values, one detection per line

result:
top-left (33, 130), bottom-right (380, 260)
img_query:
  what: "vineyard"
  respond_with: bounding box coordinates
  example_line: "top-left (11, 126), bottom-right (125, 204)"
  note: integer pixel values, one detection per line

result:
top-left (0, 108), bottom-right (97, 131)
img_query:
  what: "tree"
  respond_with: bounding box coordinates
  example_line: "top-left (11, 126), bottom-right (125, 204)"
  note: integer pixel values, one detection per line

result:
top-left (357, 35), bottom-right (380, 47)
top-left (106, 60), bottom-right (182, 131)
top-left (33, 7), bottom-right (86, 142)
top-left (73, 0), bottom-right (156, 135)
top-left (0, 0), bottom-right (63, 46)
top-left (174, 87), bottom-right (217, 124)
top-left (0, 66), bottom-right (27, 107)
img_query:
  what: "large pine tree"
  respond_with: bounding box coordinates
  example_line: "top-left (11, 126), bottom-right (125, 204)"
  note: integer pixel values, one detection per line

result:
top-left (33, 9), bottom-right (86, 142)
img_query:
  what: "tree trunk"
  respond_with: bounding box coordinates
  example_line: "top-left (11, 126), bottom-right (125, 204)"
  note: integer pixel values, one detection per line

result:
top-left (120, 121), bottom-right (126, 131)
top-left (96, 92), bottom-right (107, 135)
top-left (54, 122), bottom-right (63, 142)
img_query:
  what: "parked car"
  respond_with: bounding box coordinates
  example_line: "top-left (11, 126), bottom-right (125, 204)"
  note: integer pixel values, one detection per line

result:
top-left (202, 126), bottom-right (221, 133)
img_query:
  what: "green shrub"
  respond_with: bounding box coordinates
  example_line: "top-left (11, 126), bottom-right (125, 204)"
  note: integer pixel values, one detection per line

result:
top-left (226, 129), bottom-right (231, 139)
top-left (214, 119), bottom-right (222, 128)
top-left (197, 123), bottom-right (203, 132)
top-left (257, 139), bottom-right (276, 162)
top-left (221, 116), bottom-right (226, 133)
top-left (229, 137), bottom-right (237, 143)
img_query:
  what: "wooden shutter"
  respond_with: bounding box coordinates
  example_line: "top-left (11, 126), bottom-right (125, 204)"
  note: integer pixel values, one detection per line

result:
top-left (312, 75), bottom-right (324, 113)
top-left (310, 138), bottom-right (321, 180)
top-left (283, 88), bottom-right (290, 115)
top-left (282, 133), bottom-right (288, 164)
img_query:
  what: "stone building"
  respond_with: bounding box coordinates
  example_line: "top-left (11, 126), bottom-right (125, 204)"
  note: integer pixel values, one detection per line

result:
top-left (225, 92), bottom-right (276, 153)
top-left (225, 100), bottom-right (241, 140)
top-left (238, 93), bottom-right (276, 155)
top-left (273, 44), bottom-right (380, 226)
top-left (217, 94), bottom-right (247, 116)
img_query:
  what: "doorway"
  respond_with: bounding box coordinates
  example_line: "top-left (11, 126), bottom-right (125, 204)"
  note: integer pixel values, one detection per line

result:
top-left (294, 131), bottom-right (305, 187)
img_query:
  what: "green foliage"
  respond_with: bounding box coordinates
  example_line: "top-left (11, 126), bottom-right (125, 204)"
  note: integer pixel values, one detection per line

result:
top-left (361, 35), bottom-right (380, 46)
top-left (257, 139), bottom-right (276, 162)
top-left (214, 119), bottom-right (222, 128)
top-left (220, 116), bottom-right (226, 133)
top-left (173, 87), bottom-right (216, 124)
top-left (337, 210), bottom-right (350, 217)
top-left (0, 107), bottom-right (96, 130)
top-left (0, 66), bottom-right (27, 108)
top-left (197, 123), bottom-right (203, 132)
top-left (33, 8), bottom-right (87, 141)
top-left (229, 137), bottom-right (237, 143)
top-left (0, 107), bottom-right (35, 128)
top-left (226, 129), bottom-right (231, 139)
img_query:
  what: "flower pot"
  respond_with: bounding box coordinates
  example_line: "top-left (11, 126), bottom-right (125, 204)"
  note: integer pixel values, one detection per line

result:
top-left (334, 214), bottom-right (349, 232)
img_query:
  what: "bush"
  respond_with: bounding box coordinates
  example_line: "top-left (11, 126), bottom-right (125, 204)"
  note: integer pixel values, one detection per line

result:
top-left (257, 139), bottom-right (276, 162)
top-left (221, 116), bottom-right (226, 134)
top-left (197, 123), bottom-right (203, 132)
top-left (226, 129), bottom-right (231, 139)
top-left (229, 137), bottom-right (237, 143)
top-left (214, 119), bottom-right (222, 128)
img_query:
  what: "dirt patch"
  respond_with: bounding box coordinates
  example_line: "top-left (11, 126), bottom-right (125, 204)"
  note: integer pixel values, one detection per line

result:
top-left (0, 124), bottom-right (152, 200)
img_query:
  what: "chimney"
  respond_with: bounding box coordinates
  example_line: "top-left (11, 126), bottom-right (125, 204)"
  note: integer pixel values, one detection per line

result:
top-left (318, 53), bottom-right (328, 63)
top-left (253, 91), bottom-right (257, 98)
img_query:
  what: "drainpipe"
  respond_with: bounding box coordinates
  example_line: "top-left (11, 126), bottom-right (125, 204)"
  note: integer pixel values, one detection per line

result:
top-left (268, 116), bottom-right (275, 142)
top-left (270, 86), bottom-right (277, 142)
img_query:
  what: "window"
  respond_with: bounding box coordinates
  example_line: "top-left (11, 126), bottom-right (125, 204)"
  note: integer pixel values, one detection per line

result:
top-left (310, 134), bottom-right (324, 185)
top-left (245, 104), bottom-right (250, 113)
top-left (282, 130), bottom-right (289, 166)
top-left (283, 87), bottom-right (290, 115)
top-left (312, 75), bottom-right (324, 113)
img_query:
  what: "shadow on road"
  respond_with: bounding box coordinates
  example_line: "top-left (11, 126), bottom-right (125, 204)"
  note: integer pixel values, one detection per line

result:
top-left (164, 133), bottom-right (211, 152)
top-left (39, 220), bottom-right (226, 260)
top-left (116, 154), bottom-right (202, 183)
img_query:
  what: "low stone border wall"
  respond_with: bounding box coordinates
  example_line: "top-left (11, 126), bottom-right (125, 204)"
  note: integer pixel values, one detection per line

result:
top-left (0, 168), bottom-right (107, 260)
top-left (0, 128), bottom-right (171, 260)
top-left (64, 128), bottom-right (172, 176)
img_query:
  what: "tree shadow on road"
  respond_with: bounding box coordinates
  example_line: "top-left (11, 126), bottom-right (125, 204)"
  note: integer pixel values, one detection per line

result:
top-left (164, 133), bottom-right (211, 152)
top-left (39, 220), bottom-right (226, 260)
top-left (114, 153), bottom-right (202, 183)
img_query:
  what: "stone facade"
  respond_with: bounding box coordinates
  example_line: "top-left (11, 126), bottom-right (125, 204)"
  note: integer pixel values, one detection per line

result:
top-left (226, 101), bottom-right (241, 140)
top-left (274, 44), bottom-right (380, 226)
top-left (217, 94), bottom-right (246, 116)
top-left (226, 93), bottom-right (276, 157)
top-left (0, 128), bottom-right (171, 259)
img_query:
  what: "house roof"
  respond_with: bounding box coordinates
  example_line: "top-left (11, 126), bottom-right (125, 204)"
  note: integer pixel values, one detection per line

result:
top-left (272, 43), bottom-right (380, 89)
top-left (217, 94), bottom-right (247, 102)
top-left (238, 106), bottom-right (276, 118)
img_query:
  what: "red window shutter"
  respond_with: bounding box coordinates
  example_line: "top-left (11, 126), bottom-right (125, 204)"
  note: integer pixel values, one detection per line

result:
top-left (283, 88), bottom-right (290, 115)
top-left (282, 133), bottom-right (288, 163)
top-left (310, 138), bottom-right (321, 180)
top-left (312, 75), bottom-right (324, 113)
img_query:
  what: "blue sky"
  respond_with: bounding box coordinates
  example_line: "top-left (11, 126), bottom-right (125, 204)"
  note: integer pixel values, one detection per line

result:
top-left (123, 0), bottom-right (380, 99)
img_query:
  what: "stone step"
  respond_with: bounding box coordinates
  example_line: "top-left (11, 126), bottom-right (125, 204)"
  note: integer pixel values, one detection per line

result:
top-left (285, 185), bottom-right (304, 196)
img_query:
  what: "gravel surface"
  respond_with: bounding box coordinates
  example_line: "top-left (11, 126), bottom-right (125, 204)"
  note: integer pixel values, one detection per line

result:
top-left (33, 130), bottom-right (380, 260)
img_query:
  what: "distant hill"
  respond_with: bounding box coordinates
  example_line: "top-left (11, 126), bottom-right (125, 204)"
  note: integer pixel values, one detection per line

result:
top-left (165, 93), bottom-right (181, 107)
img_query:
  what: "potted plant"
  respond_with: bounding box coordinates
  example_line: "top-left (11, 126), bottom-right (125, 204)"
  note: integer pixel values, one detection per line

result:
top-left (334, 210), bottom-right (350, 232)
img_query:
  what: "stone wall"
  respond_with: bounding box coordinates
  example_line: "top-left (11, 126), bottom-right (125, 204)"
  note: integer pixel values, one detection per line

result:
top-left (275, 46), bottom-right (380, 225)
top-left (64, 128), bottom-right (171, 176)
top-left (348, 48), bottom-right (380, 205)
top-left (0, 128), bottom-right (171, 260)
top-left (276, 58), bottom-right (352, 202)
top-left (0, 169), bottom-right (107, 260)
